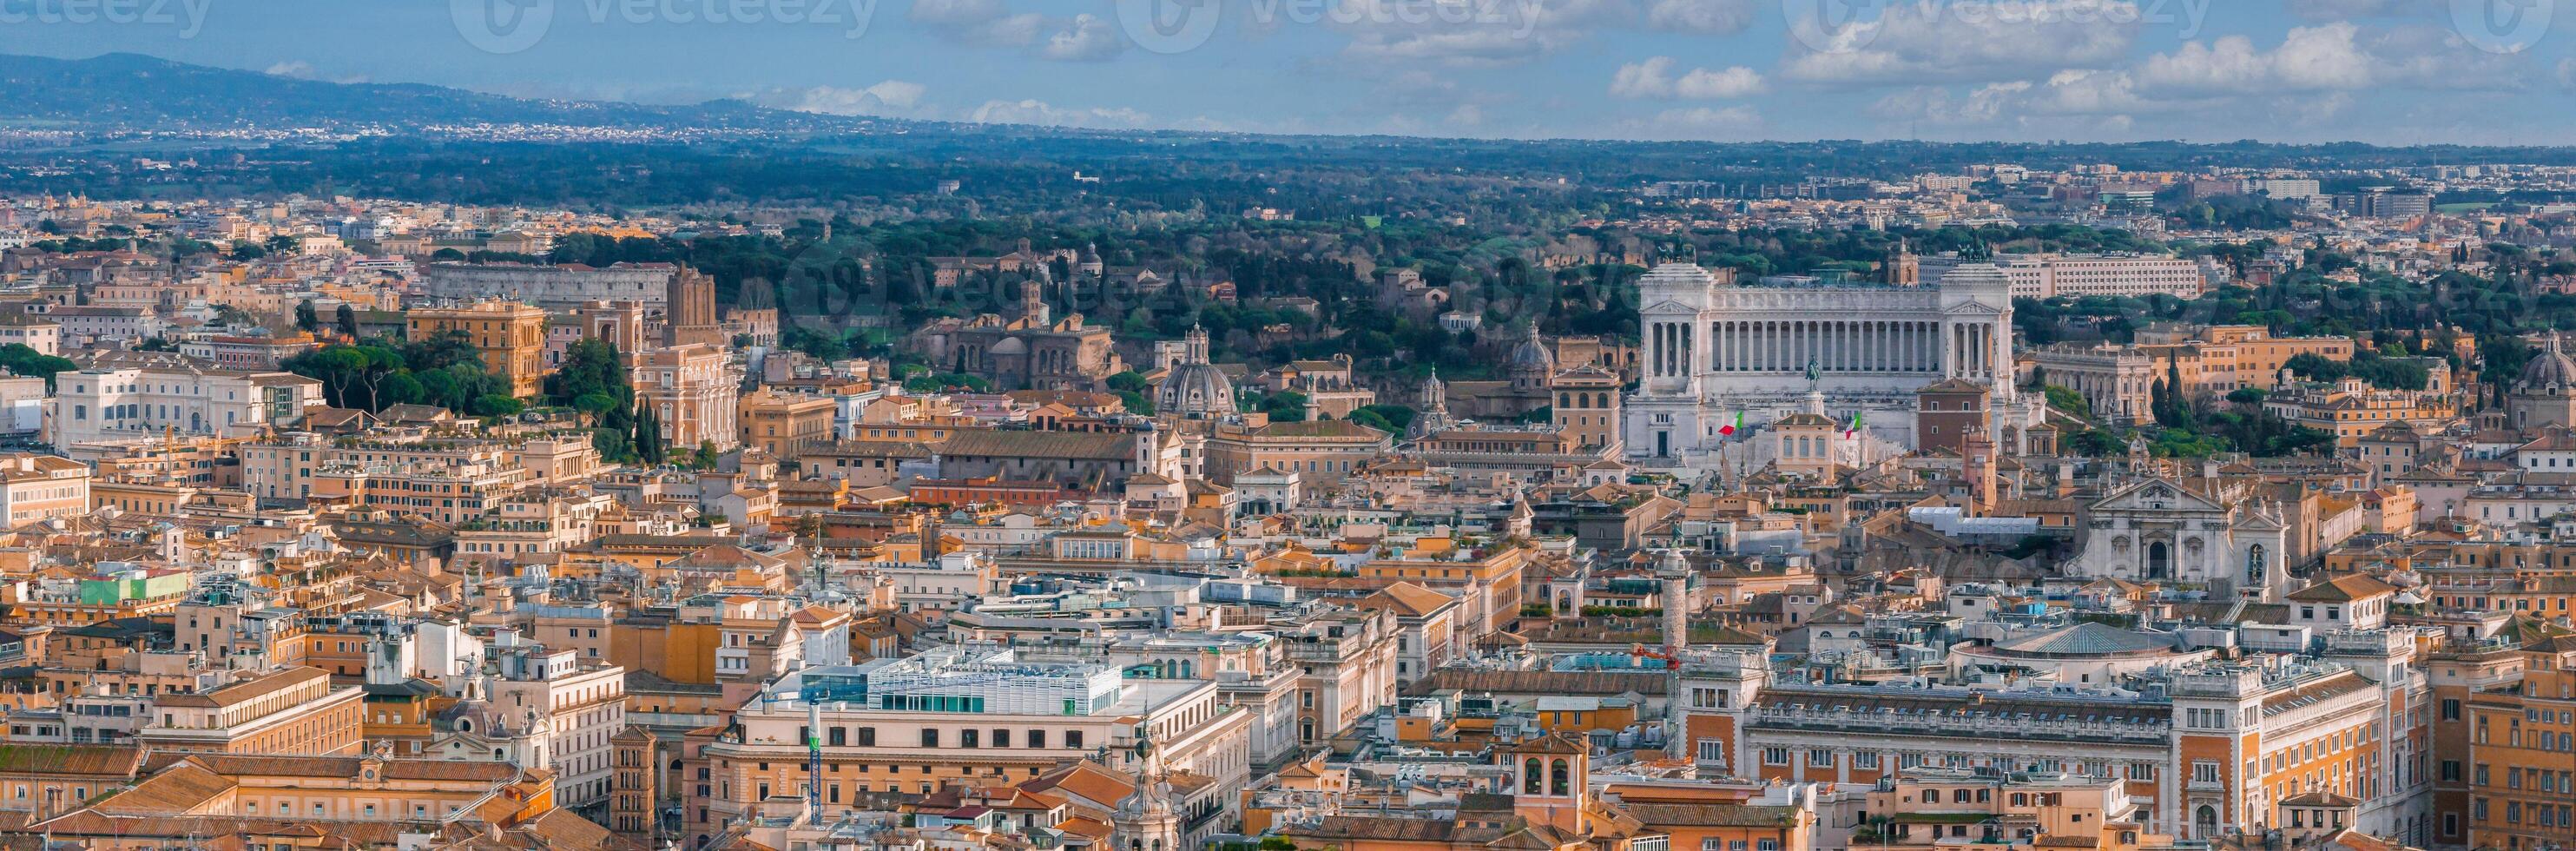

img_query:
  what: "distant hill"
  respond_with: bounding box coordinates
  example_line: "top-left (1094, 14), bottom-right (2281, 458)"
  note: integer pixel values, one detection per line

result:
top-left (0, 52), bottom-right (865, 132)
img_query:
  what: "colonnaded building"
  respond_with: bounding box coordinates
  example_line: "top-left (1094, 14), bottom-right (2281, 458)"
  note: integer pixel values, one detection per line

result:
top-left (423, 261), bottom-right (679, 308)
top-left (1623, 260), bottom-right (2043, 471)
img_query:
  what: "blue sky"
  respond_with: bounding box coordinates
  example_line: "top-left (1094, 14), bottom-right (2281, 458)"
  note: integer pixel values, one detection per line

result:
top-left (3, 0), bottom-right (2573, 143)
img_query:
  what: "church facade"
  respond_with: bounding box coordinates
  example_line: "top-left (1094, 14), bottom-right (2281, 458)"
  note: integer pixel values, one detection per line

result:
top-left (2509, 333), bottom-right (2576, 432)
top-left (1621, 261), bottom-right (2039, 471)
top-left (2069, 476), bottom-right (2290, 601)
top-left (906, 312), bottom-right (1122, 392)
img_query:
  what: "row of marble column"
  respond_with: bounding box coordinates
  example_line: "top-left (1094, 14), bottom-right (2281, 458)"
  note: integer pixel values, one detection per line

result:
top-left (1649, 319), bottom-right (1999, 378)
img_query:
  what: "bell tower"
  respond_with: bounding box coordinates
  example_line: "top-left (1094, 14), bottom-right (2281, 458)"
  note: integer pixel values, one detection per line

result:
top-left (1885, 236), bottom-right (1920, 286)
top-left (1503, 732), bottom-right (1591, 835)
top-left (1110, 733), bottom-right (1182, 851)
top-left (1019, 277), bottom-right (1051, 327)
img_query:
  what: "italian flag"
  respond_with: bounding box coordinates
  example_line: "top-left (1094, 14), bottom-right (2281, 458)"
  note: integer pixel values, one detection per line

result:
top-left (1842, 412), bottom-right (1864, 438)
top-left (1718, 412), bottom-right (1743, 437)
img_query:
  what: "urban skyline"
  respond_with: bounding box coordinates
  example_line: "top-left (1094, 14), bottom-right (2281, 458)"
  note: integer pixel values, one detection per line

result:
top-left (3, 4), bottom-right (2576, 851)
top-left (0, 0), bottom-right (2571, 143)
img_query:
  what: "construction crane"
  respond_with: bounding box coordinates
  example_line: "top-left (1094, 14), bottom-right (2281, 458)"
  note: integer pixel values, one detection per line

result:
top-left (754, 688), bottom-right (830, 813)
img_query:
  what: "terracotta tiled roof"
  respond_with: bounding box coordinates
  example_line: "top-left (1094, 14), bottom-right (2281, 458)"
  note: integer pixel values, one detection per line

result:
top-left (1021, 761), bottom-right (1135, 811)
top-left (1360, 581), bottom-right (1455, 617)
top-left (93, 762), bottom-right (234, 814)
top-left (0, 743), bottom-right (141, 777)
top-left (1405, 669), bottom-right (1668, 698)
top-left (138, 752), bottom-right (524, 784)
top-left (2288, 574), bottom-right (2398, 603)
top-left (1622, 803), bottom-right (1802, 828)
top-left (517, 808), bottom-right (636, 848)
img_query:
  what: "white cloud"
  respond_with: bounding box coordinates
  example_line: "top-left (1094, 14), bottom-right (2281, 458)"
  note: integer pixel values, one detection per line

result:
top-left (768, 81), bottom-right (929, 115)
top-left (1327, 0), bottom-right (1631, 66)
top-left (1644, 0), bottom-right (1757, 33)
top-left (2136, 23), bottom-right (2527, 96)
top-left (1780, 0), bottom-right (2143, 85)
top-left (266, 60), bottom-right (316, 78)
top-left (907, 0), bottom-right (1006, 28)
top-left (1447, 104), bottom-right (1487, 127)
top-left (2561, 57), bottom-right (2576, 88)
top-left (912, 1), bottom-right (1125, 61)
top-left (1311, 0), bottom-right (1760, 67)
top-left (1610, 56), bottom-right (1678, 97)
top-left (1040, 14), bottom-right (1126, 61)
top-left (1861, 16), bottom-right (2546, 142)
top-left (1675, 65), bottom-right (1766, 98)
top-left (1344, 28), bottom-right (1563, 66)
top-left (1611, 57), bottom-right (1764, 98)
top-left (969, 99), bottom-right (1156, 129)
top-left (2283, 0), bottom-right (2434, 19)
top-left (906, 0), bottom-right (1044, 46)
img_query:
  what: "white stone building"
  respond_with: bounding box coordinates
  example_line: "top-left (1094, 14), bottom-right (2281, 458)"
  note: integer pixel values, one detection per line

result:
top-left (486, 646), bottom-right (628, 808)
top-left (2000, 254), bottom-right (2208, 300)
top-left (2070, 476), bottom-right (2290, 601)
top-left (422, 261), bottom-right (678, 308)
top-left (45, 361), bottom-right (323, 450)
top-left (1623, 261), bottom-right (2038, 472)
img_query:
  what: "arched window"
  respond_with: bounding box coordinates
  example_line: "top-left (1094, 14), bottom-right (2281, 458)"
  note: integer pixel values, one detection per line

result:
top-left (1524, 757), bottom-right (1544, 795)
top-left (1550, 758), bottom-right (1570, 795)
top-left (2246, 544), bottom-right (2268, 584)
top-left (2195, 805), bottom-right (2219, 837)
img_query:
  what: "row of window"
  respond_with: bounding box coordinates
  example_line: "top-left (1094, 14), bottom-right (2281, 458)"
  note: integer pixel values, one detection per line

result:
top-left (2470, 797), bottom-right (2576, 829)
top-left (792, 725), bottom-right (1087, 750)
top-left (1749, 747), bottom-right (2151, 778)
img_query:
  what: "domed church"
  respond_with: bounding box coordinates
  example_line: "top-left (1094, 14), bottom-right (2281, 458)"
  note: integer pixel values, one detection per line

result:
top-left (2510, 333), bottom-right (2576, 431)
top-left (1154, 325), bottom-right (1237, 419)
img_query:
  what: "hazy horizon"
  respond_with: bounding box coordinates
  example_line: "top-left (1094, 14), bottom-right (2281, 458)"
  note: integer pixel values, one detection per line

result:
top-left (0, 0), bottom-right (2568, 147)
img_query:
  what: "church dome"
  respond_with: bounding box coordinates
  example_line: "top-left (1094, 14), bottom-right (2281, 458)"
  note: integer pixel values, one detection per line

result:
top-left (1156, 324), bottom-right (1235, 418)
top-left (2520, 335), bottom-right (2576, 392)
top-left (1509, 329), bottom-right (1555, 372)
top-left (1156, 362), bottom-right (1235, 418)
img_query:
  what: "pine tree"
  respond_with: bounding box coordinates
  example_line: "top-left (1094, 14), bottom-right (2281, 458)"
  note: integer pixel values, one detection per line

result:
top-left (634, 405), bottom-right (666, 465)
